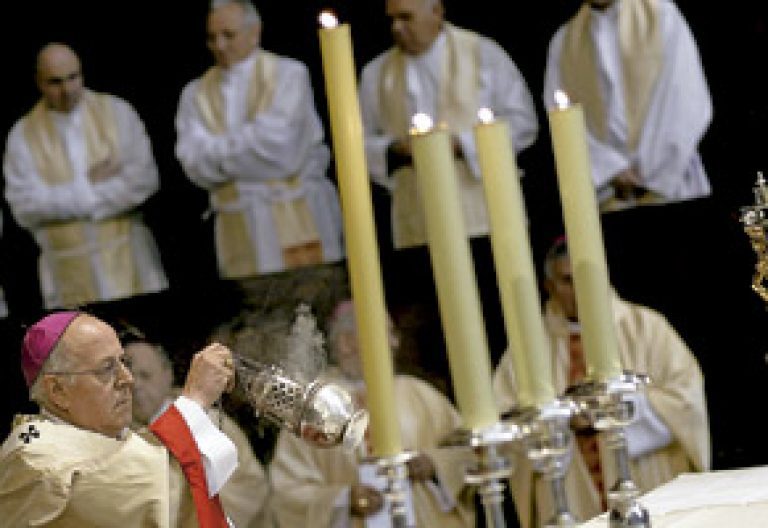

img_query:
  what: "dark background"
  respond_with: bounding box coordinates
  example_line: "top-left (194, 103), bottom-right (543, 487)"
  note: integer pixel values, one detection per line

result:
top-left (1, 0), bottom-right (767, 472)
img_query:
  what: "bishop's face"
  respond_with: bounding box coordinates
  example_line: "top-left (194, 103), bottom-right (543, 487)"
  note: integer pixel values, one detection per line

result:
top-left (44, 316), bottom-right (134, 438)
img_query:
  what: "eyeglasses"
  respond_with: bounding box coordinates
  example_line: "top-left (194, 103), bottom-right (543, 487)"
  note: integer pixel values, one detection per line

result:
top-left (47, 356), bottom-right (133, 385)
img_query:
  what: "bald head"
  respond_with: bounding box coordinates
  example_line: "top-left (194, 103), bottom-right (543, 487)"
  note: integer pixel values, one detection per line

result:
top-left (36, 43), bottom-right (84, 112)
top-left (61, 315), bottom-right (118, 359)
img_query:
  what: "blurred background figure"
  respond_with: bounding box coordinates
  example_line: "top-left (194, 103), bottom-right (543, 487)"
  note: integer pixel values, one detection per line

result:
top-left (544, 0), bottom-right (712, 212)
top-left (493, 237), bottom-right (710, 527)
top-left (359, 0), bottom-right (540, 390)
top-left (175, 0), bottom-right (345, 322)
top-left (3, 43), bottom-right (168, 320)
top-left (269, 299), bottom-right (476, 527)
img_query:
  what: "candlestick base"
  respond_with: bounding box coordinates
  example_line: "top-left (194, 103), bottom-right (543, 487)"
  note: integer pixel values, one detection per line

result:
top-left (441, 422), bottom-right (523, 528)
top-left (565, 372), bottom-right (651, 528)
top-left (503, 399), bottom-right (579, 527)
top-left (363, 451), bottom-right (416, 528)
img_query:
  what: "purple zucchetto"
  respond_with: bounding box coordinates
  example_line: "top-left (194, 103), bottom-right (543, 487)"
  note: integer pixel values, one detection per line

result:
top-left (21, 311), bottom-right (81, 387)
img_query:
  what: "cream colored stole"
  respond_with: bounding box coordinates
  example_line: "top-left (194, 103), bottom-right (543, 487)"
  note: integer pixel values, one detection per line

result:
top-left (560, 0), bottom-right (662, 150)
top-left (23, 91), bottom-right (140, 307)
top-left (0, 417), bottom-right (170, 527)
top-left (380, 24), bottom-right (486, 249)
top-left (196, 51), bottom-right (322, 278)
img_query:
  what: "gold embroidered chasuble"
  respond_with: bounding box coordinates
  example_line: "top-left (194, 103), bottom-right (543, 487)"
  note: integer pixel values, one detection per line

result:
top-left (0, 416), bottom-right (183, 527)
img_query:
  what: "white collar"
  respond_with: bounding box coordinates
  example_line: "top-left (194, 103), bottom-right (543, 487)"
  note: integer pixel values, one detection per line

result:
top-left (221, 48), bottom-right (259, 81)
top-left (409, 29), bottom-right (447, 65)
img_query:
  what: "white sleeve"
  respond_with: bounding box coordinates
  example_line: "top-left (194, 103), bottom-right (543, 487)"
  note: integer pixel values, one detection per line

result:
top-left (174, 395), bottom-right (239, 497)
top-left (635, 1), bottom-right (712, 192)
top-left (483, 39), bottom-right (538, 155)
top-left (221, 62), bottom-right (327, 182)
top-left (3, 121), bottom-right (93, 229)
top-left (176, 61), bottom-right (327, 189)
top-left (90, 97), bottom-right (160, 221)
top-left (457, 39), bottom-right (539, 180)
top-left (542, 28), bottom-right (629, 190)
top-left (624, 392), bottom-right (674, 459)
top-left (175, 80), bottom-right (232, 190)
top-left (360, 56), bottom-right (397, 190)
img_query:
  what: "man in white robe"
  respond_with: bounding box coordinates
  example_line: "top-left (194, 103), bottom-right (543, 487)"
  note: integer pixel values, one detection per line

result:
top-left (544, 0), bottom-right (712, 211)
top-left (124, 328), bottom-right (271, 527)
top-left (3, 43), bottom-right (168, 310)
top-left (493, 238), bottom-right (710, 527)
top-left (0, 311), bottom-right (239, 527)
top-left (359, 0), bottom-right (538, 366)
top-left (175, 0), bottom-right (344, 301)
top-left (360, 0), bottom-right (538, 249)
top-left (269, 300), bottom-right (475, 527)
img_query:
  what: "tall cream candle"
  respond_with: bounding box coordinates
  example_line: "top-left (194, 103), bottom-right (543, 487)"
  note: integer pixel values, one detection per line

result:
top-left (474, 110), bottom-right (555, 406)
top-left (547, 91), bottom-right (622, 381)
top-left (318, 12), bottom-right (402, 456)
top-left (410, 114), bottom-right (498, 429)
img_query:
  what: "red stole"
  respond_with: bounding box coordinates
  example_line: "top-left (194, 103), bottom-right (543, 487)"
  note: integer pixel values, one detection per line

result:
top-left (151, 405), bottom-right (229, 528)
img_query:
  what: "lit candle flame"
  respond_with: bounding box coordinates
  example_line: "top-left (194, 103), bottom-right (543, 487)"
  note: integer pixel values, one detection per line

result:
top-left (411, 113), bottom-right (434, 134)
top-left (554, 90), bottom-right (570, 110)
top-left (319, 10), bottom-right (338, 29)
top-left (477, 107), bottom-right (495, 125)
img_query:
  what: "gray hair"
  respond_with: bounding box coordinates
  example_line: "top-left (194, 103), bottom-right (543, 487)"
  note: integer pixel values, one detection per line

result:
top-left (210, 0), bottom-right (261, 27)
top-left (29, 340), bottom-right (76, 406)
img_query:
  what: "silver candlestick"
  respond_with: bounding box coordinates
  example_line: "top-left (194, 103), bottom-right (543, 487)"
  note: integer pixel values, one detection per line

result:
top-left (503, 398), bottom-right (578, 527)
top-left (441, 421), bottom-right (523, 528)
top-left (566, 372), bottom-right (651, 528)
top-left (361, 451), bottom-right (417, 528)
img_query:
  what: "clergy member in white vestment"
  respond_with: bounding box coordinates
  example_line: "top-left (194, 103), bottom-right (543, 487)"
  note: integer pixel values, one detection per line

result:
top-left (360, 0), bottom-right (538, 250)
top-left (3, 43), bottom-right (168, 310)
top-left (269, 300), bottom-right (475, 528)
top-left (175, 0), bottom-right (343, 285)
top-left (492, 238), bottom-right (711, 528)
top-left (359, 0), bottom-right (538, 366)
top-left (0, 311), bottom-right (239, 527)
top-left (544, 0), bottom-right (712, 212)
top-left (124, 328), bottom-right (271, 528)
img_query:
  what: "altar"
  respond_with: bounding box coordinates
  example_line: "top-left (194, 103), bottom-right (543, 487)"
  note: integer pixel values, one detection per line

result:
top-left (580, 465), bottom-right (768, 527)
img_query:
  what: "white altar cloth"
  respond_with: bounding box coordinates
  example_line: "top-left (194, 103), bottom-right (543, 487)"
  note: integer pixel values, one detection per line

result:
top-left (579, 465), bottom-right (768, 527)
